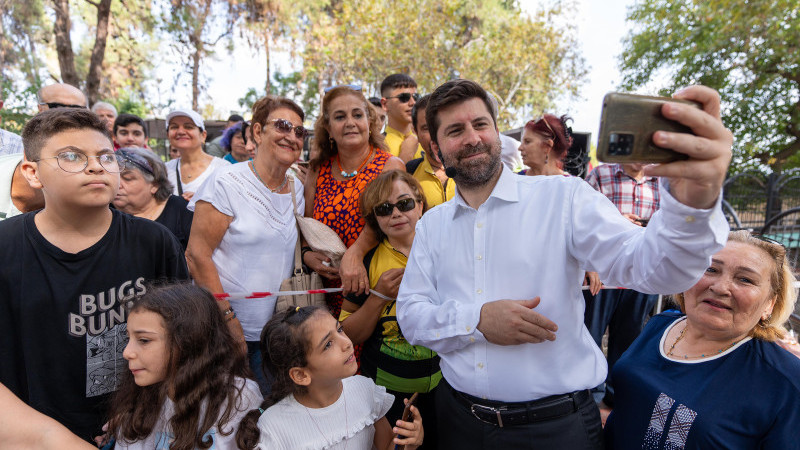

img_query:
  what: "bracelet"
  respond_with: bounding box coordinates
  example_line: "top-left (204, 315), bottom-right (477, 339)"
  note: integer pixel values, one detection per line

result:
top-left (225, 311), bottom-right (237, 322)
top-left (369, 289), bottom-right (396, 302)
top-left (222, 307), bottom-right (234, 317)
top-left (301, 246), bottom-right (313, 261)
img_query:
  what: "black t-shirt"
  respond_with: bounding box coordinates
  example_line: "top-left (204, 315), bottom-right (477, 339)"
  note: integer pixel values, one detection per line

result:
top-left (155, 195), bottom-right (194, 250)
top-left (0, 209), bottom-right (189, 441)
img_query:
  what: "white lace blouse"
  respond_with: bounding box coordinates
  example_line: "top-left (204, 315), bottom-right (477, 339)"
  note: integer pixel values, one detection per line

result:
top-left (256, 375), bottom-right (394, 450)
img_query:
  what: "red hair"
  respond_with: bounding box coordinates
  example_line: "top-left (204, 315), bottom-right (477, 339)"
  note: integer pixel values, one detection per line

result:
top-left (524, 114), bottom-right (574, 161)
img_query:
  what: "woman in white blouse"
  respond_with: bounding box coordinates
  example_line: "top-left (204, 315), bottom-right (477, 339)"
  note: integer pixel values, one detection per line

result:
top-left (185, 96), bottom-right (308, 395)
top-left (164, 108), bottom-right (230, 201)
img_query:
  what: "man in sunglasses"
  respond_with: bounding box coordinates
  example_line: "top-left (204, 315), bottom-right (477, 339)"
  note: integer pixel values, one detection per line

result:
top-left (396, 79), bottom-right (733, 448)
top-left (380, 73), bottom-right (424, 163)
top-left (36, 83), bottom-right (87, 112)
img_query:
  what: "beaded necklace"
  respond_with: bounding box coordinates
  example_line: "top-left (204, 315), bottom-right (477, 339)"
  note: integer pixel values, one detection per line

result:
top-left (666, 321), bottom-right (743, 359)
top-left (249, 161), bottom-right (288, 193)
top-left (336, 148), bottom-right (373, 178)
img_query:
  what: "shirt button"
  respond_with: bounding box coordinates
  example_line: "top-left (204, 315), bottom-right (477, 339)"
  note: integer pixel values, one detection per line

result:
top-left (466, 326), bottom-right (471, 331)
top-left (477, 223), bottom-right (484, 229)
top-left (476, 255), bottom-right (483, 260)
top-left (685, 215), bottom-right (695, 223)
top-left (477, 363), bottom-right (484, 369)
top-left (476, 289), bottom-right (483, 294)
top-left (469, 337), bottom-right (476, 343)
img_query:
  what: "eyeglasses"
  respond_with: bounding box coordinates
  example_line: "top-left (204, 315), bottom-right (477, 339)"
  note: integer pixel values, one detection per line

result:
top-left (118, 150), bottom-right (154, 176)
top-left (373, 198), bottom-right (418, 217)
top-left (385, 93), bottom-right (420, 103)
top-left (270, 119), bottom-right (309, 140)
top-left (324, 84), bottom-right (362, 93)
top-left (752, 234), bottom-right (786, 249)
top-left (35, 150), bottom-right (124, 173)
top-left (38, 102), bottom-right (86, 109)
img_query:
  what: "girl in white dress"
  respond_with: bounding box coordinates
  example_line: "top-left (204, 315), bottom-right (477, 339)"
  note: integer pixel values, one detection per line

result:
top-left (236, 306), bottom-right (424, 450)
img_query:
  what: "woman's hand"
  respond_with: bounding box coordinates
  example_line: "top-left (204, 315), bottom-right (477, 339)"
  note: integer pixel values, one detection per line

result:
top-left (340, 245), bottom-right (370, 295)
top-left (293, 164), bottom-right (308, 186)
top-left (182, 191), bottom-right (195, 202)
top-left (303, 250), bottom-right (340, 280)
top-left (584, 271), bottom-right (602, 296)
top-left (393, 402), bottom-right (424, 450)
top-left (372, 268), bottom-right (404, 300)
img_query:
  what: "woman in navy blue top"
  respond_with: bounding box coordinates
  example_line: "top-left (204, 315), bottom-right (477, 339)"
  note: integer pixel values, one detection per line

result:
top-left (606, 230), bottom-right (800, 450)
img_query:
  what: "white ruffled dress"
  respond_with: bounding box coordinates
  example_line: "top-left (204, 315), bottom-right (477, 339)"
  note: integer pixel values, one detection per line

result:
top-left (256, 375), bottom-right (394, 450)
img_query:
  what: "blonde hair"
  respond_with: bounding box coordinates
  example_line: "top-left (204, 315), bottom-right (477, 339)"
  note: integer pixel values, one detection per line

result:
top-left (311, 87), bottom-right (387, 171)
top-left (675, 230), bottom-right (797, 341)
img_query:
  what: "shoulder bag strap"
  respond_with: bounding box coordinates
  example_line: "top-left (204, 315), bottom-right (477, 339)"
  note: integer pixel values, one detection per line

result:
top-left (289, 177), bottom-right (303, 273)
top-left (175, 163), bottom-right (183, 196)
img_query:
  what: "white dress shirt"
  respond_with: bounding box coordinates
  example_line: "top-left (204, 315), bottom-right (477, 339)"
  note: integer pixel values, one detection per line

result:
top-left (396, 166), bottom-right (728, 402)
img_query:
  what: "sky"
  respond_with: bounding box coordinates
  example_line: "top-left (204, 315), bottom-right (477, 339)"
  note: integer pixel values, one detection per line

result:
top-left (133, 0), bottom-right (636, 149)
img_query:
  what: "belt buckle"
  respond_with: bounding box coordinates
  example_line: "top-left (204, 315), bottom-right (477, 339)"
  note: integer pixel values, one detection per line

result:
top-left (470, 404), bottom-right (507, 428)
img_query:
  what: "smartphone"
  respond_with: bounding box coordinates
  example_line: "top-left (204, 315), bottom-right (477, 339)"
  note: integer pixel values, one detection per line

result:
top-left (394, 392), bottom-right (419, 446)
top-left (597, 92), bottom-right (700, 164)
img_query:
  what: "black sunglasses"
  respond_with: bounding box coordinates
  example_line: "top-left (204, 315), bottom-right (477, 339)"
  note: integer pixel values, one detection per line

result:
top-left (270, 119), bottom-right (308, 139)
top-left (373, 198), bottom-right (418, 217)
top-left (39, 102), bottom-right (85, 109)
top-left (386, 92), bottom-right (420, 103)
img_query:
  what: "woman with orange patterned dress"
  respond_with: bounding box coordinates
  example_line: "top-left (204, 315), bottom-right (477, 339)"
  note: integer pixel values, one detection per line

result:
top-left (303, 86), bottom-right (405, 322)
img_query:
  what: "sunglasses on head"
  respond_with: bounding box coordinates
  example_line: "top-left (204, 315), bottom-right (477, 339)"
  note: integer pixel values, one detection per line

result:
top-left (270, 119), bottom-right (308, 139)
top-left (324, 84), bottom-right (362, 93)
top-left (386, 92), bottom-right (420, 103)
top-left (39, 102), bottom-right (85, 109)
top-left (373, 197), bottom-right (418, 217)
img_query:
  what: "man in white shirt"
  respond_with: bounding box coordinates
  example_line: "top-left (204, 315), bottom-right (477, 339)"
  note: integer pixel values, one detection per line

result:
top-left (396, 79), bottom-right (732, 448)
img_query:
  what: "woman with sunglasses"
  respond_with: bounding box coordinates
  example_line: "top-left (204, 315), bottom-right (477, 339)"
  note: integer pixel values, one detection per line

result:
top-left (185, 95), bottom-right (308, 395)
top-left (518, 114), bottom-right (573, 176)
top-left (605, 230), bottom-right (800, 449)
top-left (339, 170), bottom-right (440, 448)
top-left (113, 147), bottom-right (194, 250)
top-left (304, 86), bottom-right (405, 321)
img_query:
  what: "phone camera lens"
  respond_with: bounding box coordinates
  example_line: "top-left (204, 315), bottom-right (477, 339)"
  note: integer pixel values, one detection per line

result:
top-left (608, 133), bottom-right (634, 156)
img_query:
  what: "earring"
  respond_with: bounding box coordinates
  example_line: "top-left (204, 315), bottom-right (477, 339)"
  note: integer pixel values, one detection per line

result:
top-left (545, 152), bottom-right (549, 165)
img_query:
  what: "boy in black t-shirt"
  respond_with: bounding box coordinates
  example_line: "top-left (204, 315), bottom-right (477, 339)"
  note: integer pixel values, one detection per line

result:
top-left (0, 109), bottom-right (189, 442)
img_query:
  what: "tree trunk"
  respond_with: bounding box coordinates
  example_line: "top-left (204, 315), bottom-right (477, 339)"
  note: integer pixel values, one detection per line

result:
top-left (265, 33), bottom-right (271, 94)
top-left (191, 38), bottom-right (201, 111)
top-left (52, 0), bottom-right (80, 87)
top-left (85, 0), bottom-right (113, 106)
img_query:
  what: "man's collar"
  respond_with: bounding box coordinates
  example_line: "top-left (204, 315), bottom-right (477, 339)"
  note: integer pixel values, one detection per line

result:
top-left (453, 165), bottom-right (518, 211)
top-left (613, 163), bottom-right (656, 182)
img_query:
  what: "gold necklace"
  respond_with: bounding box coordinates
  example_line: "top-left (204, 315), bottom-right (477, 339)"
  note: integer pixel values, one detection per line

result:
top-left (249, 161), bottom-right (288, 193)
top-left (666, 321), bottom-right (742, 359)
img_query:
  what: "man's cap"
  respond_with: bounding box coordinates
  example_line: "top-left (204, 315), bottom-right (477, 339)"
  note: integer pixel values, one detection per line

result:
top-left (166, 108), bottom-right (205, 130)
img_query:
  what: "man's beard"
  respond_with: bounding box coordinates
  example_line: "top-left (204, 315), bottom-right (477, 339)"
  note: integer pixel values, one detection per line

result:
top-left (444, 139), bottom-right (502, 189)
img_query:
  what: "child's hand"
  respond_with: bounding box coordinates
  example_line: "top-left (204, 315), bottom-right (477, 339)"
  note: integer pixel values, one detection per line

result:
top-left (392, 403), bottom-right (424, 449)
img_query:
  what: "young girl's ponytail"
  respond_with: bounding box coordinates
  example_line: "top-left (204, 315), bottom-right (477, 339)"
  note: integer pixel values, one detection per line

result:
top-left (236, 306), bottom-right (326, 449)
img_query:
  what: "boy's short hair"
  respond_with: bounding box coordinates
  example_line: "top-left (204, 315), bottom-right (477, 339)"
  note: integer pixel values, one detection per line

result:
top-left (411, 94), bottom-right (431, 132)
top-left (113, 113), bottom-right (148, 137)
top-left (22, 108), bottom-right (112, 160)
top-left (380, 73), bottom-right (417, 97)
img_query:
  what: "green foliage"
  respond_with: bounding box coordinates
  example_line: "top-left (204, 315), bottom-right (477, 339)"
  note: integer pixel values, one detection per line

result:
top-left (619, 0), bottom-right (800, 172)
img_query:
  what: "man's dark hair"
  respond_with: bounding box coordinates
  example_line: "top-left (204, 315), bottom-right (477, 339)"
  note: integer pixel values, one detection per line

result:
top-left (368, 97), bottom-right (382, 108)
top-left (411, 94), bottom-right (431, 132)
top-left (380, 73), bottom-right (417, 97)
top-left (22, 108), bottom-right (112, 160)
top-left (426, 79), bottom-right (496, 144)
top-left (113, 113), bottom-right (148, 137)
top-left (227, 114), bottom-right (244, 123)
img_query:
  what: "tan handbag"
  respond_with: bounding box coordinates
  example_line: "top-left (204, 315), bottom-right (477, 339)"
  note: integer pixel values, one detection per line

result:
top-left (275, 178), bottom-right (326, 314)
top-left (294, 215), bottom-right (347, 268)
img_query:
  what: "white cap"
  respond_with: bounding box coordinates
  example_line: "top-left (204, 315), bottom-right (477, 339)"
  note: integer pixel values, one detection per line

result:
top-left (166, 108), bottom-right (205, 130)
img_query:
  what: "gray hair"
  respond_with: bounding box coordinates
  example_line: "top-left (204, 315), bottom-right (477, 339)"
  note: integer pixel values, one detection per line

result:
top-left (118, 147), bottom-right (173, 202)
top-left (91, 101), bottom-right (118, 116)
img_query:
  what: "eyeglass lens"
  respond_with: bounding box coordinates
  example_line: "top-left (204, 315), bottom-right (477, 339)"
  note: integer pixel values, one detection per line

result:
top-left (374, 198), bottom-right (416, 216)
top-left (56, 151), bottom-right (124, 173)
top-left (393, 93), bottom-right (420, 103)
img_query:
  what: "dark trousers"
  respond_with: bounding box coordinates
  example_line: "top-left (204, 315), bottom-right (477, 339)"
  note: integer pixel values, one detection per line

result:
top-left (247, 340), bottom-right (273, 397)
top-left (436, 378), bottom-right (603, 449)
top-left (583, 288), bottom-right (658, 406)
top-left (385, 386), bottom-right (439, 450)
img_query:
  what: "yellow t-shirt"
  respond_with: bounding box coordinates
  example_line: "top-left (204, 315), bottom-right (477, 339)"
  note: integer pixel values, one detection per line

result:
top-left (412, 157), bottom-right (456, 208)
top-left (384, 125), bottom-right (424, 159)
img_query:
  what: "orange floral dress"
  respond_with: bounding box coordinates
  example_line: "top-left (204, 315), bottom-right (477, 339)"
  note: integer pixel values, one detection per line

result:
top-left (313, 148), bottom-right (391, 319)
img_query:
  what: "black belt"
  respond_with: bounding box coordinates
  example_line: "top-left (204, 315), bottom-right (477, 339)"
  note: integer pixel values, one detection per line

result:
top-left (448, 381), bottom-right (591, 428)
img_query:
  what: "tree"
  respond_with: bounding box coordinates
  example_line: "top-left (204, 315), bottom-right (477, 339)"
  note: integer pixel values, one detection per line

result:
top-left (288, 0), bottom-right (586, 128)
top-left (164, 0), bottom-right (239, 111)
top-left (619, 0), bottom-right (800, 172)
